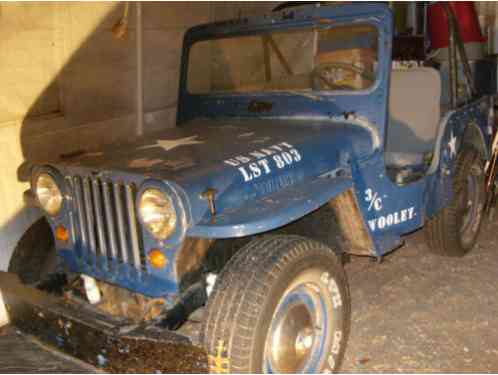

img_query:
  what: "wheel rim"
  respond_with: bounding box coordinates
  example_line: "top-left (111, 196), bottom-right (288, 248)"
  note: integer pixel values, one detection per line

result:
top-left (263, 270), bottom-right (331, 373)
top-left (460, 167), bottom-right (482, 246)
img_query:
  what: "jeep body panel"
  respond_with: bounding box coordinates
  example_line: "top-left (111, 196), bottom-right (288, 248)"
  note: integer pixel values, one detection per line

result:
top-left (15, 3), bottom-right (495, 302)
top-left (39, 118), bottom-right (375, 298)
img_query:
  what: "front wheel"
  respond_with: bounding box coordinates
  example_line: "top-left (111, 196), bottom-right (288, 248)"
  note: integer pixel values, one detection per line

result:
top-left (201, 235), bottom-right (350, 373)
top-left (425, 146), bottom-right (485, 256)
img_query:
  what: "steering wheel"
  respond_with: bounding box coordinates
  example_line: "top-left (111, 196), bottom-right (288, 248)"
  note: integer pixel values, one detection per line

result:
top-left (311, 62), bottom-right (374, 90)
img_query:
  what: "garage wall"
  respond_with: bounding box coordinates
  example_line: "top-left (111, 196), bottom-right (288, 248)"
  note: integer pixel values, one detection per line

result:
top-left (0, 1), bottom-right (277, 270)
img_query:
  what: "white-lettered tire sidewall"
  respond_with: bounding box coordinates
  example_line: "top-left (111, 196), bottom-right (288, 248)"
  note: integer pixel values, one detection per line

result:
top-left (254, 252), bottom-right (349, 373)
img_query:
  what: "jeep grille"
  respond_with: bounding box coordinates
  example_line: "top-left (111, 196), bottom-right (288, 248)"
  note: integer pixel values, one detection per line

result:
top-left (70, 176), bottom-right (147, 273)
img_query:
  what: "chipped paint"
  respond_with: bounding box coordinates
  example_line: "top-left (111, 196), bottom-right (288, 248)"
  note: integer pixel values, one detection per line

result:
top-left (251, 136), bottom-right (272, 144)
top-left (129, 158), bottom-right (164, 169)
top-left (238, 132), bottom-right (255, 138)
top-left (139, 136), bottom-right (203, 152)
top-left (81, 151), bottom-right (104, 158)
top-left (161, 158), bottom-right (196, 171)
top-left (330, 114), bottom-right (381, 150)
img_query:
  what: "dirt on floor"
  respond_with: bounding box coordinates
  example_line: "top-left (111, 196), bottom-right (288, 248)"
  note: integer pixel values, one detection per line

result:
top-left (341, 219), bottom-right (498, 373)
top-left (2, 219), bottom-right (498, 373)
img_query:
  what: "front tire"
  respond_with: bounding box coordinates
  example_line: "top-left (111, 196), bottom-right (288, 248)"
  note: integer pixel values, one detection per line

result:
top-left (201, 235), bottom-right (350, 373)
top-left (425, 146), bottom-right (485, 256)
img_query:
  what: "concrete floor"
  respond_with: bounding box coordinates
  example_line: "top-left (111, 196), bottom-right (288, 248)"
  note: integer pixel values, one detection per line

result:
top-left (1, 219), bottom-right (498, 373)
top-left (342, 219), bottom-right (498, 373)
top-left (0, 327), bottom-right (97, 373)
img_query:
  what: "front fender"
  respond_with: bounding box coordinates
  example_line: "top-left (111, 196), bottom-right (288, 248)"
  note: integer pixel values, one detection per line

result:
top-left (425, 98), bottom-right (492, 218)
top-left (187, 176), bottom-right (352, 238)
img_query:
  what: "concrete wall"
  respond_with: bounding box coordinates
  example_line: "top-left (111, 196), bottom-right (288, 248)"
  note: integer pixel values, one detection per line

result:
top-left (0, 1), bottom-right (278, 270)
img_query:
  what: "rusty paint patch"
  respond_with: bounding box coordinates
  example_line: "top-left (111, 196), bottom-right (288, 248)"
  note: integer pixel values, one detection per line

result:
top-left (251, 136), bottom-right (272, 144)
top-left (128, 158), bottom-right (163, 169)
top-left (82, 151), bottom-right (104, 158)
top-left (329, 188), bottom-right (376, 256)
top-left (94, 281), bottom-right (166, 322)
top-left (161, 158), bottom-right (196, 171)
top-left (176, 238), bottom-right (215, 288)
top-left (238, 132), bottom-right (255, 138)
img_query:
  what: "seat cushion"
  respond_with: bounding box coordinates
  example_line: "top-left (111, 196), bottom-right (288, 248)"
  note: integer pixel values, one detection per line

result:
top-left (385, 67), bottom-right (441, 168)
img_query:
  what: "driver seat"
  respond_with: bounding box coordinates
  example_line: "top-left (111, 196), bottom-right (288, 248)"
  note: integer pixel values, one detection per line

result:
top-left (385, 67), bottom-right (442, 183)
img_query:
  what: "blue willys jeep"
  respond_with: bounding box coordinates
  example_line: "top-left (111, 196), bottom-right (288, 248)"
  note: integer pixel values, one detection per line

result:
top-left (1, 3), bottom-right (496, 373)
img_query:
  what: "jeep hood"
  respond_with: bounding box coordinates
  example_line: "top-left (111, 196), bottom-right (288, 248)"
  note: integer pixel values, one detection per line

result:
top-left (54, 118), bottom-right (377, 227)
top-left (57, 118), bottom-right (376, 177)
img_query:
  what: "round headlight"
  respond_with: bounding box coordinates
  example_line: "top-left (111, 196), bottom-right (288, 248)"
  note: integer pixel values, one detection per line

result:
top-left (139, 188), bottom-right (177, 240)
top-left (35, 173), bottom-right (63, 216)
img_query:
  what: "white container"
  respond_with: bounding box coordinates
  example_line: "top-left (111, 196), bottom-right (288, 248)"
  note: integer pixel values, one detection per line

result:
top-left (81, 275), bottom-right (101, 304)
top-left (0, 289), bottom-right (9, 327)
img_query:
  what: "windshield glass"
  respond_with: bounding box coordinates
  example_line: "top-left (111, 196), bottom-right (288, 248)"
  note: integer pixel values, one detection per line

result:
top-left (187, 23), bottom-right (378, 94)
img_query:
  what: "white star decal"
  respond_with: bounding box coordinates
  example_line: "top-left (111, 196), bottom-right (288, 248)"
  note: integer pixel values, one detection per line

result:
top-left (139, 135), bottom-right (203, 152)
top-left (448, 131), bottom-right (457, 159)
top-left (488, 107), bottom-right (495, 135)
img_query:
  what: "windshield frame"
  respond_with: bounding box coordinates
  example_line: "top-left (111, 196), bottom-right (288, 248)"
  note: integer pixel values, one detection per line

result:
top-left (185, 21), bottom-right (382, 97)
top-left (179, 6), bottom-right (390, 101)
top-left (176, 4), bottom-right (393, 126)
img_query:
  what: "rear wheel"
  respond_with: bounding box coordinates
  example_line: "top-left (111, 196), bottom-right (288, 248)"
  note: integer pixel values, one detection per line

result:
top-left (201, 235), bottom-right (350, 373)
top-left (425, 146), bottom-right (485, 256)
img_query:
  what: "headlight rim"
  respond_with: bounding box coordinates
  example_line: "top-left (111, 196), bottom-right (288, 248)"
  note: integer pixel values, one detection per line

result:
top-left (32, 167), bottom-right (66, 217)
top-left (137, 180), bottom-right (186, 243)
top-left (138, 188), bottom-right (176, 241)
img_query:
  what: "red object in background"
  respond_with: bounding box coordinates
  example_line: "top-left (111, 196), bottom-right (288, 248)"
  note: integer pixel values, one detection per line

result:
top-left (427, 1), bottom-right (486, 50)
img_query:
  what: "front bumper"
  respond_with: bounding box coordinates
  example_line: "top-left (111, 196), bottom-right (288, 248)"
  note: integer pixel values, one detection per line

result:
top-left (0, 271), bottom-right (201, 370)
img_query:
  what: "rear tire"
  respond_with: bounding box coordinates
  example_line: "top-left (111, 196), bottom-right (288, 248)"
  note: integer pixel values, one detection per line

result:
top-left (201, 235), bottom-right (350, 373)
top-left (425, 146), bottom-right (485, 256)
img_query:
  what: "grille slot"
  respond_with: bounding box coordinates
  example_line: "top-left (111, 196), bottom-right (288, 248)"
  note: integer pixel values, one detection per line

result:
top-left (71, 176), bottom-right (146, 273)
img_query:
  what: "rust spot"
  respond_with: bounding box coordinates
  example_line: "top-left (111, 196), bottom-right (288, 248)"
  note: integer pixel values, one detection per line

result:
top-left (329, 188), bottom-right (375, 256)
top-left (94, 281), bottom-right (166, 322)
top-left (176, 238), bottom-right (215, 289)
top-left (128, 158), bottom-right (163, 169)
top-left (358, 357), bottom-right (370, 365)
top-left (161, 158), bottom-right (196, 171)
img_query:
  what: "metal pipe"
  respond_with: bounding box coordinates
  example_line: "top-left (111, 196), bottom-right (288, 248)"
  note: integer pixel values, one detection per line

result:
top-left (445, 4), bottom-right (458, 109)
top-left (136, 2), bottom-right (144, 136)
top-left (452, 18), bottom-right (477, 97)
top-left (444, 4), bottom-right (477, 104)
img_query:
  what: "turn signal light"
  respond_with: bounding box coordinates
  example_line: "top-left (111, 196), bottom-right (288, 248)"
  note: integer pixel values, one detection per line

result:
top-left (148, 249), bottom-right (168, 269)
top-left (55, 225), bottom-right (70, 242)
